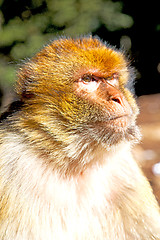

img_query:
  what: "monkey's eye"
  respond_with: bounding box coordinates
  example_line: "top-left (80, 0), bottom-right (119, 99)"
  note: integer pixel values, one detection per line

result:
top-left (81, 74), bottom-right (98, 83)
top-left (105, 73), bottom-right (119, 88)
top-left (79, 74), bottom-right (100, 92)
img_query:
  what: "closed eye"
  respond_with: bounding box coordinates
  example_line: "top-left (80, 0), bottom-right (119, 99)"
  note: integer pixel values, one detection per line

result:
top-left (81, 74), bottom-right (99, 83)
top-left (104, 73), bottom-right (119, 88)
top-left (79, 74), bottom-right (100, 92)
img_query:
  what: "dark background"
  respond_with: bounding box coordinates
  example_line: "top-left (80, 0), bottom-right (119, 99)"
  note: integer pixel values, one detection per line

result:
top-left (94, 0), bottom-right (160, 96)
top-left (0, 0), bottom-right (160, 103)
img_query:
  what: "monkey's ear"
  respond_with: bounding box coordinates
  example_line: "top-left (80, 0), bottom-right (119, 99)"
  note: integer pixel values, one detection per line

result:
top-left (16, 63), bottom-right (35, 100)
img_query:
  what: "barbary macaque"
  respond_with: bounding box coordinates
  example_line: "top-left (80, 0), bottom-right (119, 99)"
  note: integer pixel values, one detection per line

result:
top-left (0, 36), bottom-right (160, 239)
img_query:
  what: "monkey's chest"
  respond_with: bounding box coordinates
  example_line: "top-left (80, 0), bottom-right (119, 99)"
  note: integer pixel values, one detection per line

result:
top-left (19, 189), bottom-right (122, 240)
top-left (17, 170), bottom-right (127, 240)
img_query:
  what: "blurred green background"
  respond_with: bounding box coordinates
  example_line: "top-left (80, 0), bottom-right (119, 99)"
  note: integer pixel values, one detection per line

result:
top-left (0, 0), bottom-right (160, 108)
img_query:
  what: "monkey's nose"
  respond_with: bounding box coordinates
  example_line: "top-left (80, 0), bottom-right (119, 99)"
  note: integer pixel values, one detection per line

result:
top-left (108, 90), bottom-right (133, 116)
top-left (110, 95), bottom-right (121, 105)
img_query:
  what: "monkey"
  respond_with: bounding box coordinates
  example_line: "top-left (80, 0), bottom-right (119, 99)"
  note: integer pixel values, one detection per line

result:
top-left (0, 36), bottom-right (160, 240)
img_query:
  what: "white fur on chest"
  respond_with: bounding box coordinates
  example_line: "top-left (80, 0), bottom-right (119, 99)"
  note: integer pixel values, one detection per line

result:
top-left (0, 134), bottom-right (134, 239)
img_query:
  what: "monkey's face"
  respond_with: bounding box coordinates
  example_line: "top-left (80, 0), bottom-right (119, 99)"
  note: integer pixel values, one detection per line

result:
top-left (17, 37), bottom-right (140, 147)
top-left (73, 72), bottom-right (137, 146)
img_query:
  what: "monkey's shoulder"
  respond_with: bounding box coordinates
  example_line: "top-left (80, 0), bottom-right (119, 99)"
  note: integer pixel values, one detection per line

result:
top-left (0, 100), bottom-right (24, 123)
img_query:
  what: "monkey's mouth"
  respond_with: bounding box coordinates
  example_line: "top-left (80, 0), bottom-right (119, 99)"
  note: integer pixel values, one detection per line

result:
top-left (81, 114), bottom-right (137, 146)
top-left (103, 114), bottom-right (131, 130)
top-left (109, 114), bottom-right (130, 121)
top-left (88, 114), bottom-right (132, 136)
top-left (109, 114), bottom-right (130, 120)
top-left (95, 114), bottom-right (137, 144)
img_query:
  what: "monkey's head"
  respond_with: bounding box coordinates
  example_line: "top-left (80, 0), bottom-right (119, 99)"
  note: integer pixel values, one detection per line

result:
top-left (16, 36), bottom-right (140, 159)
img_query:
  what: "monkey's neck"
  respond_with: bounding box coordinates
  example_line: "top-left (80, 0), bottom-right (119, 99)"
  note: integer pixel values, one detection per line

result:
top-left (7, 109), bottom-right (141, 177)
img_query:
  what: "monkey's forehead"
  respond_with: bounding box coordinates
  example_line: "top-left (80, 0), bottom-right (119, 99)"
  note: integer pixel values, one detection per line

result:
top-left (17, 36), bottom-right (130, 90)
top-left (28, 37), bottom-right (129, 84)
top-left (34, 36), bottom-right (128, 73)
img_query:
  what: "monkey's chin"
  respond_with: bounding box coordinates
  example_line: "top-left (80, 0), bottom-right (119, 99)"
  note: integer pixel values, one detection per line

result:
top-left (86, 115), bottom-right (140, 147)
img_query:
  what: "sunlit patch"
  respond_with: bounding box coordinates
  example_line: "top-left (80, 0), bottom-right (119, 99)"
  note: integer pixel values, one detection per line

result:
top-left (78, 74), bottom-right (100, 92)
top-left (152, 162), bottom-right (160, 176)
top-left (78, 81), bottom-right (100, 92)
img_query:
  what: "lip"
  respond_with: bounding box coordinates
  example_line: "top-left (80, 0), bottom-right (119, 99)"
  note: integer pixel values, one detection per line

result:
top-left (93, 115), bottom-right (130, 132)
top-left (108, 114), bottom-right (130, 121)
top-left (107, 114), bottom-right (131, 129)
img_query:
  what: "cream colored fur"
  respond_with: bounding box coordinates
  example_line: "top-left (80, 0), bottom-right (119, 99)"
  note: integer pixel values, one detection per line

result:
top-left (0, 133), bottom-right (160, 240)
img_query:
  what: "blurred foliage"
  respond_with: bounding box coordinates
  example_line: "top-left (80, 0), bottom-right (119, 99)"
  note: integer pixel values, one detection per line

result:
top-left (156, 24), bottom-right (160, 31)
top-left (0, 0), bottom-right (133, 89)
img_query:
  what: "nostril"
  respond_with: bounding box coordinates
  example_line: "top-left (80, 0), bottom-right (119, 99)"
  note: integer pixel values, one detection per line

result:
top-left (112, 97), bottom-right (121, 104)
